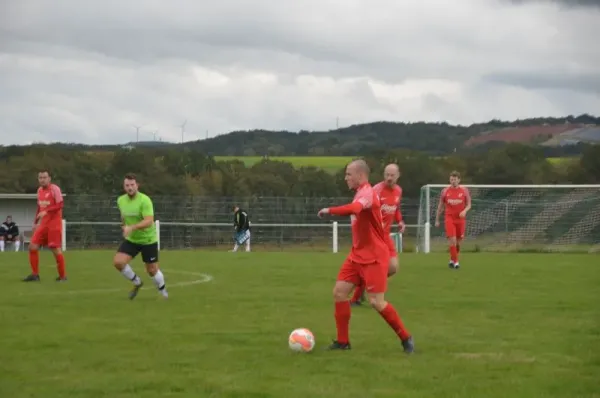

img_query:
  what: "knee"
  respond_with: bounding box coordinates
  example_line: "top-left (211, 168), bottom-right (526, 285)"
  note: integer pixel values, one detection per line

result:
top-left (113, 255), bottom-right (127, 269)
top-left (388, 260), bottom-right (399, 277)
top-left (29, 244), bottom-right (39, 252)
top-left (368, 295), bottom-right (387, 312)
top-left (145, 263), bottom-right (158, 276)
top-left (448, 237), bottom-right (457, 245)
top-left (332, 286), bottom-right (346, 302)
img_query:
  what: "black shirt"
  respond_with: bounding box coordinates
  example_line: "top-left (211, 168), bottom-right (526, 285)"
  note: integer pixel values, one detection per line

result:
top-left (233, 209), bottom-right (250, 232)
top-left (1, 221), bottom-right (19, 236)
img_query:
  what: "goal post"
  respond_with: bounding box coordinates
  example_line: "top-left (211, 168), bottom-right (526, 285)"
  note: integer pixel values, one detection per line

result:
top-left (417, 184), bottom-right (600, 253)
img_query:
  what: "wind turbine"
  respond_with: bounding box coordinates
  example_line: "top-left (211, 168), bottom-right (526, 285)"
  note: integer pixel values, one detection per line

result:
top-left (132, 125), bottom-right (144, 143)
top-left (180, 119), bottom-right (187, 144)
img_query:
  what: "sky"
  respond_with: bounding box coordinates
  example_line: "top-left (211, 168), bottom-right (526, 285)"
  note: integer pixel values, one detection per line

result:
top-left (0, 0), bottom-right (599, 145)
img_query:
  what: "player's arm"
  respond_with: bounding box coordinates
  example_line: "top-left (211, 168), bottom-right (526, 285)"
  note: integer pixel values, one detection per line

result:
top-left (234, 210), bottom-right (241, 231)
top-left (33, 204), bottom-right (41, 225)
top-left (435, 191), bottom-right (445, 225)
top-left (460, 188), bottom-right (472, 217)
top-left (435, 196), bottom-right (444, 221)
top-left (43, 185), bottom-right (65, 214)
top-left (328, 193), bottom-right (372, 216)
top-left (130, 197), bottom-right (155, 231)
top-left (11, 223), bottom-right (19, 236)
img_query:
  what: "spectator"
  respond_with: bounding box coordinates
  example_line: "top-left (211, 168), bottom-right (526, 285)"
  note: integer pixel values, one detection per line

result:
top-left (0, 215), bottom-right (20, 252)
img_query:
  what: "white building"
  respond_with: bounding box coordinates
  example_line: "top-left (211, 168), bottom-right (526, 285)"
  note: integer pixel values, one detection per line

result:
top-left (0, 194), bottom-right (39, 228)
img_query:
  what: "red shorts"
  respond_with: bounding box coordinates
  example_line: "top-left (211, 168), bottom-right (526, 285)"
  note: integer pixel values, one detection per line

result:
top-left (386, 235), bottom-right (397, 258)
top-left (445, 218), bottom-right (465, 239)
top-left (337, 256), bottom-right (388, 294)
top-left (31, 224), bottom-right (62, 248)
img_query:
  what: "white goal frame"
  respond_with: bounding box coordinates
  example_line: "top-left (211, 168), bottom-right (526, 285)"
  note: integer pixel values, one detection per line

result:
top-left (417, 184), bottom-right (600, 254)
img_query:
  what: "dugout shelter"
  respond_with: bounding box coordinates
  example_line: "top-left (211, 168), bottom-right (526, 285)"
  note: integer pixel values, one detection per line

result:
top-left (0, 194), bottom-right (39, 228)
top-left (0, 194), bottom-right (66, 250)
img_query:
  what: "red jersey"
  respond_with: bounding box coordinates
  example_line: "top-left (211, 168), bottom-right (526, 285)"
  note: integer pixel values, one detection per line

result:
top-left (441, 185), bottom-right (470, 219)
top-left (36, 184), bottom-right (64, 227)
top-left (329, 183), bottom-right (388, 264)
top-left (373, 181), bottom-right (403, 233)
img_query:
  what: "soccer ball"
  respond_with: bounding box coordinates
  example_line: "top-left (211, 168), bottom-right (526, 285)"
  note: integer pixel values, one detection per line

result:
top-left (288, 328), bottom-right (315, 352)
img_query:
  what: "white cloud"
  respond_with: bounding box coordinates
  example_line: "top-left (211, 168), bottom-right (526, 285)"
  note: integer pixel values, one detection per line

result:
top-left (0, 0), bottom-right (599, 145)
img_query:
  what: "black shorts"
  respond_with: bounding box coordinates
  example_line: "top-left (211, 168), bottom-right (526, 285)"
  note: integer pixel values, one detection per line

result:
top-left (117, 240), bottom-right (159, 264)
top-left (0, 233), bottom-right (18, 242)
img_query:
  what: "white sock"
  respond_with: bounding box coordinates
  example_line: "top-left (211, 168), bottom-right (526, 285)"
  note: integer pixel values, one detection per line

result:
top-left (245, 239), bottom-right (250, 252)
top-left (232, 243), bottom-right (239, 252)
top-left (151, 270), bottom-right (168, 297)
top-left (0, 241), bottom-right (4, 252)
top-left (14, 241), bottom-right (20, 251)
top-left (121, 264), bottom-right (142, 286)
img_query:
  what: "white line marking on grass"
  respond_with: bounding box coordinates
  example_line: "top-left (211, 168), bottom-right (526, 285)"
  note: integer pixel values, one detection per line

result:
top-left (18, 269), bottom-right (213, 296)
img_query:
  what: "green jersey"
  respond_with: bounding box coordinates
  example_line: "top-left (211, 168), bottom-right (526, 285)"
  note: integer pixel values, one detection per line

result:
top-left (117, 192), bottom-right (157, 245)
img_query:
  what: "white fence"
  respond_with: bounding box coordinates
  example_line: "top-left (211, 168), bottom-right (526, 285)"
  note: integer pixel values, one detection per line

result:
top-left (56, 220), bottom-right (410, 253)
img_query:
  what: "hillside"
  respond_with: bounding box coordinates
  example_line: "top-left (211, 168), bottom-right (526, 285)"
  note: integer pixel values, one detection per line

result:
top-left (3, 114), bottom-right (599, 156)
top-left (465, 123), bottom-right (600, 147)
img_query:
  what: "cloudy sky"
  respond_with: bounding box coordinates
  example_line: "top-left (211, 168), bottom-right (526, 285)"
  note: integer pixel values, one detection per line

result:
top-left (1, 0), bottom-right (599, 145)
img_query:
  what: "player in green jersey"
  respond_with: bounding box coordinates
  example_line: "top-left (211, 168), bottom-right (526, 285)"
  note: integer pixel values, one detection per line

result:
top-left (113, 173), bottom-right (168, 299)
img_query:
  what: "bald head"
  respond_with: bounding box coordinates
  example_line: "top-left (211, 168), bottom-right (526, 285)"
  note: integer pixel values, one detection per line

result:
top-left (384, 163), bottom-right (400, 186)
top-left (344, 159), bottom-right (370, 190)
top-left (349, 159), bottom-right (370, 174)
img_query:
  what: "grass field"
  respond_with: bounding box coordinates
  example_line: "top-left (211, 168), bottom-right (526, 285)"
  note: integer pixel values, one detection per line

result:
top-left (1, 251), bottom-right (598, 398)
top-left (214, 156), bottom-right (353, 172)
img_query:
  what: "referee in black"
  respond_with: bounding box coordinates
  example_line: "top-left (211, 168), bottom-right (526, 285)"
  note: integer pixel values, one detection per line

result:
top-left (231, 205), bottom-right (251, 252)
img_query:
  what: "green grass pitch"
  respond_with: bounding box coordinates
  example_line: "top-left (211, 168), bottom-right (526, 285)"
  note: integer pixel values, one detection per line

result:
top-left (1, 251), bottom-right (598, 398)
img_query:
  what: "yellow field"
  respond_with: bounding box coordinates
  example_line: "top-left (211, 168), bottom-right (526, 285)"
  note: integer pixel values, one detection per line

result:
top-left (214, 156), bottom-right (354, 171)
top-left (547, 157), bottom-right (577, 165)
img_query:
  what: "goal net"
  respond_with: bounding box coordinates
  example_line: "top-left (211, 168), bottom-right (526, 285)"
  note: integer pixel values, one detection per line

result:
top-left (416, 184), bottom-right (600, 253)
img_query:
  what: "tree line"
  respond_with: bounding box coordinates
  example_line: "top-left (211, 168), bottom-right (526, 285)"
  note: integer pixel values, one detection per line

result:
top-left (1, 142), bottom-right (599, 200)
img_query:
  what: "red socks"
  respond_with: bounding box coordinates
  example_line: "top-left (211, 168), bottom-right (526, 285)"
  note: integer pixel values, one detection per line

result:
top-left (29, 250), bottom-right (39, 275)
top-left (449, 245), bottom-right (458, 263)
top-left (350, 283), bottom-right (364, 302)
top-left (28, 250), bottom-right (66, 278)
top-left (334, 301), bottom-right (351, 344)
top-left (55, 253), bottom-right (66, 278)
top-left (379, 303), bottom-right (411, 340)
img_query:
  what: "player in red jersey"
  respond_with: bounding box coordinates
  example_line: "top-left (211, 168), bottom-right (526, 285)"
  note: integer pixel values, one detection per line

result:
top-left (350, 163), bottom-right (405, 306)
top-left (318, 160), bottom-right (414, 353)
top-left (22, 170), bottom-right (67, 282)
top-left (435, 170), bottom-right (471, 269)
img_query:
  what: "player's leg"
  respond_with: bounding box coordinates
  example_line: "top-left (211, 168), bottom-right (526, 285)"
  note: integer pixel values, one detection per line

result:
top-left (141, 243), bottom-right (168, 298)
top-left (12, 235), bottom-right (21, 252)
top-left (0, 234), bottom-right (5, 252)
top-left (349, 280), bottom-right (365, 306)
top-left (48, 228), bottom-right (67, 281)
top-left (23, 227), bottom-right (47, 281)
top-left (363, 262), bottom-right (414, 353)
top-left (454, 221), bottom-right (466, 268)
top-left (245, 231), bottom-right (251, 252)
top-left (113, 241), bottom-right (144, 299)
top-left (444, 220), bottom-right (458, 268)
top-left (329, 257), bottom-right (360, 350)
top-left (231, 231), bottom-right (241, 252)
top-left (386, 236), bottom-right (399, 277)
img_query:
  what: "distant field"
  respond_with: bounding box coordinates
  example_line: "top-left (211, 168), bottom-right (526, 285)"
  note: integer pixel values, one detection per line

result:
top-left (215, 156), bottom-right (353, 172)
top-left (86, 153), bottom-right (578, 172)
top-left (547, 157), bottom-right (578, 165)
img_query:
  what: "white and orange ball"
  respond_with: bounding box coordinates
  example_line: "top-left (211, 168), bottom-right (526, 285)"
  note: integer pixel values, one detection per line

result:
top-left (288, 328), bottom-right (315, 352)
